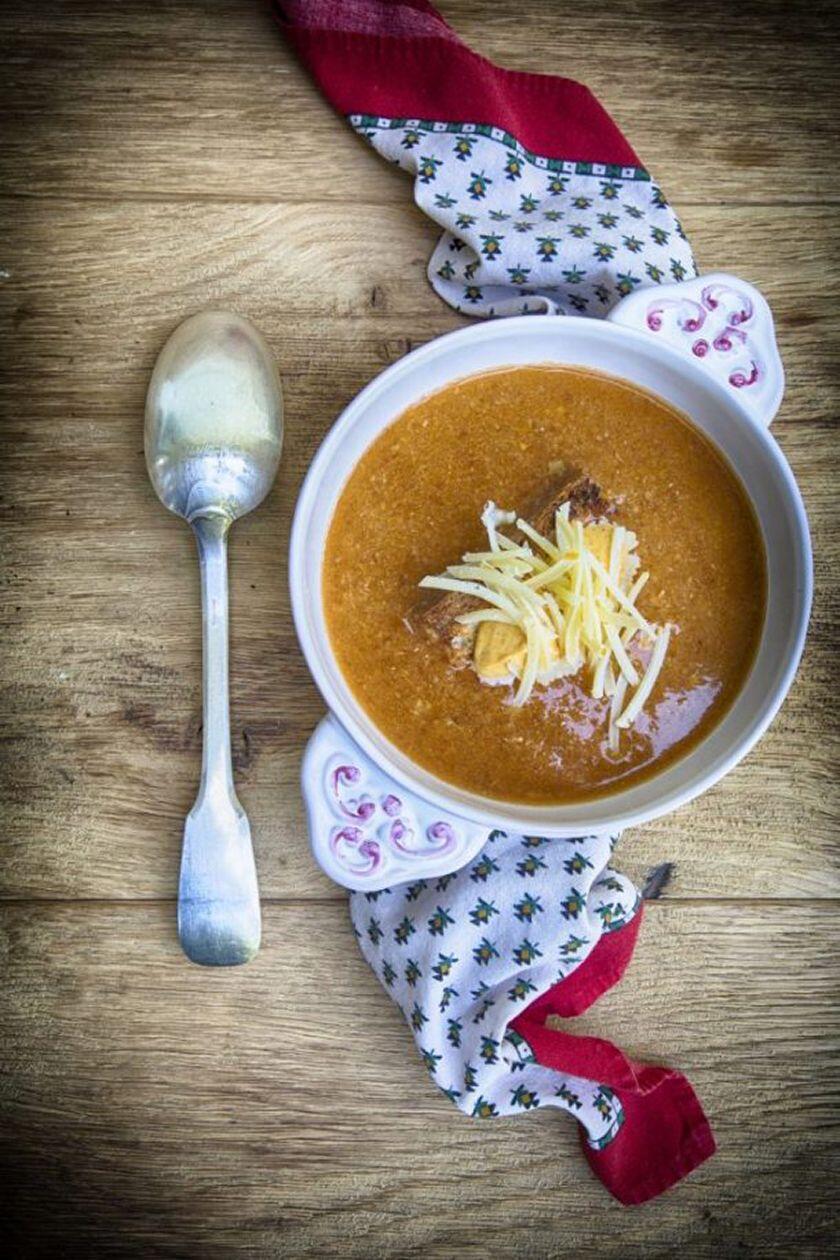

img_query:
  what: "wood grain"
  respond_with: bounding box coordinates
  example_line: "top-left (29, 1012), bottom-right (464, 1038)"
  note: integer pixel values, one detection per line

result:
top-left (1, 0), bottom-right (839, 1254)
top-left (2, 901), bottom-right (839, 1258)
top-left (1, 1), bottom-right (839, 206)
top-left (1, 198), bottom-right (837, 900)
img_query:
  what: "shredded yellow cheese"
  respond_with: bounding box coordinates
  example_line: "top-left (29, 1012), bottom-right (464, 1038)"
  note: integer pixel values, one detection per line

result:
top-left (419, 499), bottom-right (671, 744)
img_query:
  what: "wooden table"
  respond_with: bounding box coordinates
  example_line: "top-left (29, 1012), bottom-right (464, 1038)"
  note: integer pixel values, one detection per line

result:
top-left (2, 2), bottom-right (838, 1254)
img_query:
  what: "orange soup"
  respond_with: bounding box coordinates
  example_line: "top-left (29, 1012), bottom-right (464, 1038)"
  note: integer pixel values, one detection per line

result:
top-left (323, 366), bottom-right (766, 804)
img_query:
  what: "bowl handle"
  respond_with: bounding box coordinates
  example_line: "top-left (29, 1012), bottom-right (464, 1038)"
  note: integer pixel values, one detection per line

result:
top-left (302, 713), bottom-right (493, 891)
top-left (607, 272), bottom-right (784, 428)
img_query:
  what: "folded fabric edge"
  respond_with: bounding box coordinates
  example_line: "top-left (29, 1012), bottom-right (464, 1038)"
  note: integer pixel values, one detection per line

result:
top-left (273, 5), bottom-right (642, 167)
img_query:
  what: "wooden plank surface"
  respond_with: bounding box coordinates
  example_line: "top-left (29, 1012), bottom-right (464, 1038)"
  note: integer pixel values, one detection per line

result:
top-left (2, 198), bottom-right (837, 901)
top-left (3, 902), bottom-right (839, 1258)
top-left (2, 0), bottom-right (839, 205)
top-left (1, 0), bottom-right (838, 1255)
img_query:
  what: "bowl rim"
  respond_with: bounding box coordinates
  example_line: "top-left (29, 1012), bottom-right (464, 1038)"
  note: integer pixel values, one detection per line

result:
top-left (289, 315), bottom-right (812, 835)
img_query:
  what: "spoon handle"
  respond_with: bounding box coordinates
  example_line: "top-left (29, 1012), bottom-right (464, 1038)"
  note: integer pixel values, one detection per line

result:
top-left (177, 512), bottom-right (261, 966)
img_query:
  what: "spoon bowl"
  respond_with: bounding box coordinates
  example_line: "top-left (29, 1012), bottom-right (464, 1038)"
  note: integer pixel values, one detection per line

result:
top-left (146, 309), bottom-right (283, 523)
top-left (145, 310), bottom-right (283, 965)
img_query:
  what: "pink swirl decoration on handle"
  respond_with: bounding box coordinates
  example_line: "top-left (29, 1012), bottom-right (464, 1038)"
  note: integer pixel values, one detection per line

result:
top-left (702, 283), bottom-right (753, 325)
top-left (646, 282), bottom-right (761, 391)
top-left (331, 764), bottom-right (375, 821)
top-left (730, 362), bottom-right (760, 388)
top-left (713, 325), bottom-right (748, 352)
top-left (387, 817), bottom-right (457, 857)
top-left (329, 826), bottom-right (382, 876)
top-left (646, 297), bottom-right (706, 334)
top-left (381, 794), bottom-right (403, 817)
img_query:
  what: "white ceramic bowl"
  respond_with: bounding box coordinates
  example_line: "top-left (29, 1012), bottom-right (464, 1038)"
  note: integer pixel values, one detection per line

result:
top-left (290, 274), bottom-right (812, 890)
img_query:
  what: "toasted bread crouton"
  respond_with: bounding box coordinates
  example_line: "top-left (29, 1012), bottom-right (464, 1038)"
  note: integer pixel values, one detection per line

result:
top-left (413, 469), bottom-right (616, 669)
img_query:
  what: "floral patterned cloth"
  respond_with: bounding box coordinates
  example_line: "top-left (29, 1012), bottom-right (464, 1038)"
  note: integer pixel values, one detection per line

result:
top-left (351, 827), bottom-right (639, 1146)
top-left (351, 115), bottom-right (695, 317)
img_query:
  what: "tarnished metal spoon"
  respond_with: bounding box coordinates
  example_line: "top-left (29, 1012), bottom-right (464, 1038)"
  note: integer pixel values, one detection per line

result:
top-left (145, 311), bottom-right (283, 965)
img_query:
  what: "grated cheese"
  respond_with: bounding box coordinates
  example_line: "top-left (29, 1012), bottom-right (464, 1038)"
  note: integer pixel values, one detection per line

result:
top-left (420, 498), bottom-right (672, 745)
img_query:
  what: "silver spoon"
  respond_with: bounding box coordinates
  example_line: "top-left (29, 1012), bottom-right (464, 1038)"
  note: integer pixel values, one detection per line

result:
top-left (145, 311), bottom-right (283, 965)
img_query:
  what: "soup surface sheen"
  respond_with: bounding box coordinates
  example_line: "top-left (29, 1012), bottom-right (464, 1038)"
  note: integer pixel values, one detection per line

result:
top-left (323, 366), bottom-right (766, 803)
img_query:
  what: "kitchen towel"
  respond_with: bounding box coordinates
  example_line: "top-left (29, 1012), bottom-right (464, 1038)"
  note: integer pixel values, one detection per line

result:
top-left (274, 0), bottom-right (696, 317)
top-left (275, 0), bottom-right (715, 1202)
top-left (351, 829), bottom-right (714, 1206)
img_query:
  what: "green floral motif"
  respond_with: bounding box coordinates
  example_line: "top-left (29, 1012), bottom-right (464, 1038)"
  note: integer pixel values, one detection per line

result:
top-left (401, 128), bottom-right (421, 149)
top-left (473, 937), bottom-right (500, 967)
top-left (670, 259), bottom-right (688, 281)
top-left (600, 180), bottom-right (621, 200)
top-left (568, 222), bottom-right (590, 238)
top-left (615, 271), bottom-right (641, 295)
top-left (559, 934), bottom-right (589, 958)
top-left (472, 1095), bottom-right (499, 1118)
top-left (555, 1082), bottom-right (582, 1109)
top-left (427, 905), bottom-right (455, 937)
top-left (513, 938), bottom-right (543, 966)
top-left (513, 219), bottom-right (534, 233)
top-left (421, 1046), bottom-right (441, 1074)
top-left (452, 135), bottom-right (478, 161)
top-left (471, 855), bottom-right (500, 883)
top-left (546, 173), bottom-right (568, 195)
top-left (508, 977), bottom-right (538, 1002)
top-left (517, 853), bottom-right (548, 877)
top-left (411, 1002), bottom-right (428, 1032)
top-left (543, 208), bottom-right (564, 222)
top-left (431, 952), bottom-right (458, 981)
top-left (456, 212), bottom-right (477, 229)
top-left (561, 887), bottom-right (586, 919)
top-left (508, 265), bottom-right (531, 284)
top-left (520, 193), bottom-right (540, 213)
top-left (536, 236), bottom-right (560, 261)
top-left (645, 262), bottom-right (665, 283)
top-left (623, 234), bottom-right (643, 254)
top-left (571, 195), bottom-right (592, 210)
top-left (510, 1084), bottom-right (540, 1110)
top-left (513, 893), bottom-right (544, 922)
top-left (480, 234), bottom-right (504, 259)
top-left (562, 266), bottom-right (586, 284)
top-left (505, 153), bottom-right (524, 181)
top-left (623, 202), bottom-right (644, 219)
top-left (650, 225), bottom-right (670, 245)
top-left (469, 898), bottom-right (499, 926)
top-left (394, 915), bottom-right (416, 945)
top-left (463, 284), bottom-right (484, 303)
top-left (488, 208), bottom-right (511, 222)
top-left (467, 170), bottom-right (492, 200)
top-left (405, 958), bottom-right (422, 987)
top-left (434, 192), bottom-right (456, 209)
top-left (436, 259), bottom-right (456, 281)
top-left (418, 155), bottom-right (443, 183)
top-left (447, 1018), bottom-right (463, 1047)
top-left (404, 880), bottom-right (428, 903)
top-left (438, 985), bottom-right (459, 1012)
top-left (479, 1036), bottom-right (500, 1064)
top-left (564, 851), bottom-right (595, 875)
top-left (381, 960), bottom-right (396, 987)
top-left (367, 917), bottom-right (383, 945)
top-left (464, 1063), bottom-right (478, 1092)
top-left (598, 211), bottom-right (620, 229)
